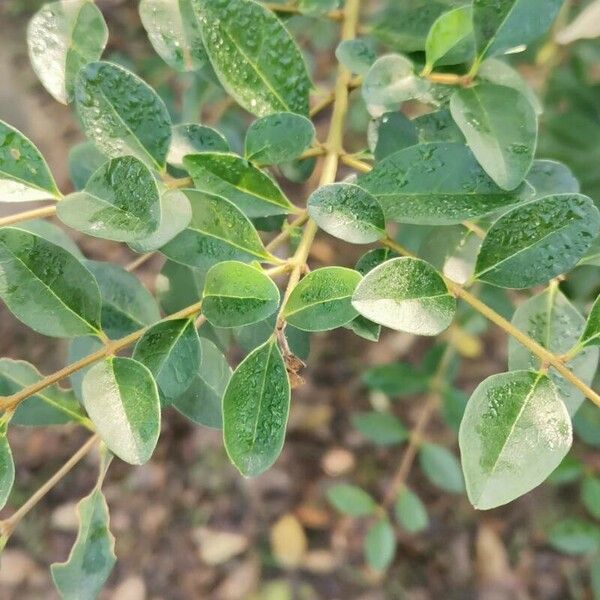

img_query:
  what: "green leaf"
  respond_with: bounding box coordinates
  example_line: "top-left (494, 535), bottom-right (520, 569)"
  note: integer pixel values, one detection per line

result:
top-left (547, 519), bottom-right (600, 555)
top-left (167, 123), bottom-right (229, 168)
top-left (450, 83), bottom-right (538, 190)
top-left (0, 359), bottom-right (86, 426)
top-left (371, 112), bottom-right (418, 162)
top-left (442, 387), bottom-right (469, 431)
top-left (57, 156), bottom-right (161, 242)
top-left (582, 477), bottom-right (600, 520)
top-left (364, 519), bottom-right (396, 572)
top-left (223, 338), bottom-right (290, 477)
top-left (359, 142), bottom-right (529, 225)
top-left (526, 159), bottom-right (579, 200)
top-left (414, 109), bottom-right (465, 144)
top-left (508, 288), bottom-right (598, 415)
top-left (283, 267), bottom-right (362, 332)
top-left (156, 260), bottom-right (205, 314)
top-left (203, 261), bottom-right (280, 328)
top-left (395, 487), bottom-right (429, 534)
top-left (308, 183), bottom-right (385, 244)
top-left (335, 39), bottom-right (376, 76)
top-left (75, 61), bottom-right (172, 170)
top-left (419, 442), bottom-right (464, 493)
top-left (352, 257), bottom-right (456, 336)
top-left (326, 483), bottom-right (376, 516)
top-left (473, 0), bottom-right (564, 60)
top-left (172, 337), bottom-right (231, 429)
top-left (0, 120), bottom-right (60, 202)
top-left (161, 190), bottom-right (274, 269)
top-left (459, 371), bottom-right (571, 510)
top-left (194, 0), bottom-right (311, 116)
top-left (352, 411), bottom-right (408, 446)
top-left (245, 113), bottom-right (314, 166)
top-left (183, 152), bottom-right (295, 218)
top-left (355, 248), bottom-right (397, 275)
top-left (344, 315), bottom-right (381, 342)
top-left (84, 261), bottom-right (160, 339)
top-left (133, 318), bottom-right (201, 406)
top-left (0, 423), bottom-right (14, 511)
top-left (298, 0), bottom-right (338, 16)
top-left (68, 141), bottom-right (106, 191)
top-left (82, 357), bottom-right (160, 465)
top-left (0, 227), bottom-right (101, 337)
top-left (139, 0), bottom-right (207, 71)
top-left (51, 489), bottom-right (116, 600)
top-left (68, 336), bottom-right (104, 402)
top-left (474, 194), bottom-right (600, 288)
top-left (19, 219), bottom-right (84, 259)
top-left (425, 5), bottom-right (475, 70)
top-left (362, 362), bottom-right (430, 398)
top-left (580, 295), bottom-right (600, 347)
top-left (27, 0), bottom-right (108, 104)
top-left (574, 402), bottom-right (600, 448)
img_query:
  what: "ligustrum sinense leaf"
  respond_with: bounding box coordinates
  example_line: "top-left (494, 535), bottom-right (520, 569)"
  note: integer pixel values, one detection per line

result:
top-left (370, 112), bottom-right (418, 162)
top-left (51, 489), bottom-right (116, 600)
top-left (0, 422), bottom-right (14, 510)
top-left (133, 318), bottom-right (201, 407)
top-left (0, 120), bottom-right (61, 202)
top-left (82, 357), bottom-right (160, 465)
top-left (183, 152), bottom-right (296, 218)
top-left (75, 61), bottom-right (172, 170)
top-left (474, 194), bottom-right (600, 288)
top-left (223, 338), bottom-right (290, 477)
top-left (364, 519), bottom-right (396, 572)
top-left (450, 83), bottom-right (538, 190)
top-left (139, 0), bottom-right (207, 72)
top-left (156, 260), bottom-right (205, 314)
top-left (194, 0), bottom-right (311, 117)
top-left (508, 288), bottom-right (598, 415)
top-left (473, 0), bottom-right (564, 61)
top-left (68, 336), bottom-right (104, 402)
top-left (57, 156), bottom-right (161, 242)
top-left (0, 359), bottom-right (87, 426)
top-left (245, 112), bottom-right (315, 166)
top-left (161, 190), bottom-right (275, 269)
top-left (526, 159), bottom-right (579, 200)
top-left (167, 123), bottom-right (229, 168)
top-left (352, 257), bottom-right (456, 336)
top-left (395, 487), bottom-right (429, 533)
top-left (19, 219), bottom-right (84, 259)
top-left (580, 295), bottom-right (600, 348)
top-left (352, 411), bottom-right (408, 446)
top-left (68, 141), bottom-right (106, 191)
top-left (173, 337), bottom-right (231, 429)
top-left (425, 5), bottom-right (475, 71)
top-left (326, 484), bottom-right (376, 516)
top-left (459, 371), bottom-right (572, 510)
top-left (582, 476), bottom-right (600, 520)
top-left (283, 267), bottom-right (362, 332)
top-left (419, 442), bottom-right (464, 493)
top-left (0, 227), bottom-right (101, 337)
top-left (83, 261), bottom-right (160, 339)
top-left (308, 183), bottom-right (386, 244)
top-left (414, 109), bottom-right (465, 144)
top-left (202, 261), bottom-right (280, 328)
top-left (358, 142), bottom-right (530, 224)
top-left (27, 0), bottom-right (108, 104)
top-left (335, 38), bottom-right (376, 76)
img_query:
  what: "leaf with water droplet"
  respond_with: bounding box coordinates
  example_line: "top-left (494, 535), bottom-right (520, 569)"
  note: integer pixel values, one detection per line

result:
top-left (425, 5), bottom-right (475, 71)
top-left (68, 141), bottom-right (106, 191)
top-left (369, 111), bottom-right (418, 162)
top-left (579, 295), bottom-right (600, 349)
top-left (459, 370), bottom-right (572, 510)
top-left (27, 0), bottom-right (108, 104)
top-left (474, 193), bottom-right (600, 288)
top-left (526, 159), bottom-right (580, 200)
top-left (335, 38), bottom-right (376, 76)
top-left (19, 219), bottom-right (84, 259)
top-left (413, 109), bottom-right (465, 144)
top-left (283, 267), bottom-right (362, 332)
top-left (245, 112), bottom-right (314, 166)
top-left (223, 338), bottom-right (290, 477)
top-left (156, 260), bottom-right (205, 314)
top-left (167, 123), bottom-right (229, 169)
top-left (0, 422), bottom-right (14, 511)
top-left (352, 257), bottom-right (456, 336)
top-left (82, 357), bottom-right (160, 465)
top-left (0, 227), bottom-right (102, 337)
top-left (194, 0), bottom-right (311, 117)
top-left (508, 288), bottom-right (598, 415)
top-left (75, 61), bottom-right (172, 170)
top-left (58, 156), bottom-right (161, 243)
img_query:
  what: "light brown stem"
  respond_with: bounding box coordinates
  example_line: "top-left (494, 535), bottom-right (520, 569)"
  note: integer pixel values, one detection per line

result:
top-left (0, 205), bottom-right (57, 228)
top-left (266, 212), bottom-right (309, 252)
top-left (125, 252), bottom-right (155, 272)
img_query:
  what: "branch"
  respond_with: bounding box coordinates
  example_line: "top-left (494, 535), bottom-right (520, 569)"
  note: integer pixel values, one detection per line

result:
top-left (0, 204), bottom-right (57, 228)
top-left (263, 2), bottom-right (343, 21)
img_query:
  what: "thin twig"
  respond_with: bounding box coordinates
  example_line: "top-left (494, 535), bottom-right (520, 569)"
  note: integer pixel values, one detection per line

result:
top-left (0, 205), bottom-right (57, 228)
top-left (125, 252), bottom-right (155, 272)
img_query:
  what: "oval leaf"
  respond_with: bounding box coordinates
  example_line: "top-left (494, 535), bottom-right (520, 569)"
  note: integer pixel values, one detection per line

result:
top-left (581, 295), bottom-right (600, 348)
top-left (167, 123), bottom-right (229, 168)
top-left (526, 159), bottom-right (579, 200)
top-left (364, 519), bottom-right (396, 572)
top-left (425, 5), bottom-right (475, 70)
top-left (395, 487), bottom-right (429, 533)
top-left (0, 423), bottom-right (14, 511)
top-left (419, 442), bottom-right (464, 493)
top-left (326, 484), bottom-right (376, 516)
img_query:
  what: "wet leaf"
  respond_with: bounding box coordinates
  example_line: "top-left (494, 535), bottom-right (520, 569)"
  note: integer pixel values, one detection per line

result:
top-left (352, 257), bottom-right (456, 336)
top-left (364, 519), bottom-right (396, 571)
top-left (283, 267), bottom-right (362, 332)
top-left (82, 357), bottom-right (160, 465)
top-left (359, 142), bottom-right (529, 225)
top-left (68, 141), bottom-right (106, 191)
top-left (156, 260), bottom-right (205, 314)
top-left (19, 219), bottom-right (83, 259)
top-left (245, 113), bottom-right (314, 166)
top-left (326, 484), bottom-right (376, 516)
top-left (139, 0), bottom-right (207, 71)
top-left (352, 411), bottom-right (408, 446)
top-left (425, 5), bottom-right (475, 70)
top-left (0, 227), bottom-right (101, 337)
top-left (133, 319), bottom-right (201, 406)
top-left (450, 83), bottom-right (538, 190)
top-left (459, 371), bottom-right (571, 509)
top-left (203, 261), bottom-right (280, 328)
top-left (161, 190), bottom-right (274, 269)
top-left (335, 38), bottom-right (376, 75)
top-left (579, 295), bottom-right (600, 348)
top-left (51, 489), bottom-right (116, 600)
top-left (0, 423), bottom-right (14, 511)
top-left (474, 194), bottom-right (600, 288)
top-left (370, 111), bottom-right (418, 162)
top-left (167, 123), bottom-right (229, 168)
top-left (194, 0), bottom-right (311, 116)
top-left (58, 156), bottom-right (161, 242)
top-left (75, 61), bottom-right (172, 170)
top-left (419, 442), bottom-right (465, 493)
top-left (414, 109), bottom-right (465, 144)
top-left (395, 487), bottom-right (429, 533)
top-left (68, 336), bottom-right (104, 402)
top-left (223, 338), bottom-right (290, 477)
top-left (526, 159), bottom-right (579, 199)
top-left (28, 0), bottom-right (108, 104)
top-left (0, 120), bottom-right (60, 202)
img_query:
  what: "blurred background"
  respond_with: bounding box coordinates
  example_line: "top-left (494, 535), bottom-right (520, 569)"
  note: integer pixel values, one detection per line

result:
top-left (1, 0), bottom-right (600, 598)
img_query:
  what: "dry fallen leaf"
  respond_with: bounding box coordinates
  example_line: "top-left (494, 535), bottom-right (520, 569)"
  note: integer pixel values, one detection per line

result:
top-left (194, 527), bottom-right (249, 565)
top-left (270, 513), bottom-right (308, 569)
